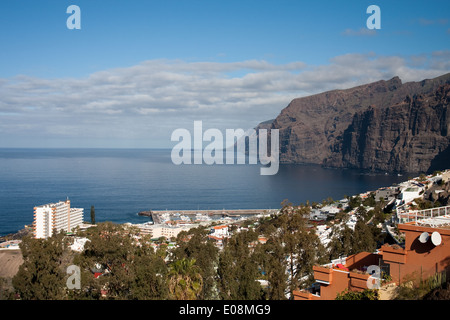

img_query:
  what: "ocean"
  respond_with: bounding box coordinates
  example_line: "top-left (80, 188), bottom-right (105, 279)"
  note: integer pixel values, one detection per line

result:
top-left (0, 148), bottom-right (410, 236)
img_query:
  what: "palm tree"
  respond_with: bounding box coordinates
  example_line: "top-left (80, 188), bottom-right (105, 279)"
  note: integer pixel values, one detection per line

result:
top-left (168, 258), bottom-right (203, 300)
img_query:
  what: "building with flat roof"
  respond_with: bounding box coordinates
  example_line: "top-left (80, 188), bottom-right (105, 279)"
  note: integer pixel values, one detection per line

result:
top-left (135, 222), bottom-right (195, 240)
top-left (210, 225), bottom-right (229, 238)
top-left (294, 206), bottom-right (450, 300)
top-left (33, 199), bottom-right (84, 239)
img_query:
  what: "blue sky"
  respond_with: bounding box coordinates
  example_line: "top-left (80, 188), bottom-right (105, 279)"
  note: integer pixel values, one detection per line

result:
top-left (0, 0), bottom-right (449, 148)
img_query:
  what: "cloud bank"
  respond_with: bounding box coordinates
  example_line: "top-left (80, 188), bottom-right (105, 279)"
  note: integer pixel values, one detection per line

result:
top-left (1, 51), bottom-right (449, 148)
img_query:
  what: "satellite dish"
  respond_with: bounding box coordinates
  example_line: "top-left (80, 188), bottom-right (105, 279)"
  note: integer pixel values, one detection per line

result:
top-left (419, 232), bottom-right (429, 244)
top-left (431, 232), bottom-right (442, 246)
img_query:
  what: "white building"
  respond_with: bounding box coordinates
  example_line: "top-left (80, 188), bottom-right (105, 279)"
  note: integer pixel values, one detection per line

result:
top-left (320, 205), bottom-right (341, 215)
top-left (33, 199), bottom-right (84, 239)
top-left (398, 186), bottom-right (422, 204)
top-left (210, 225), bottom-right (229, 238)
top-left (70, 237), bottom-right (90, 252)
top-left (70, 208), bottom-right (84, 229)
top-left (135, 223), bottom-right (195, 239)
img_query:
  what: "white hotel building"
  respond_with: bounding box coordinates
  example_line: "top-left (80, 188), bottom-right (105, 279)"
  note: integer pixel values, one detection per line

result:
top-left (33, 199), bottom-right (84, 239)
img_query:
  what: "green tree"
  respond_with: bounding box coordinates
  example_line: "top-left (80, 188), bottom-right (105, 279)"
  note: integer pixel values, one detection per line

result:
top-left (0, 277), bottom-right (15, 300)
top-left (254, 237), bottom-right (288, 300)
top-left (348, 195), bottom-right (362, 209)
top-left (12, 232), bottom-right (68, 300)
top-left (172, 227), bottom-right (218, 299)
top-left (90, 205), bottom-right (96, 225)
top-left (74, 222), bottom-right (152, 299)
top-left (128, 234), bottom-right (168, 300)
top-left (80, 223), bottom-right (134, 299)
top-left (327, 224), bottom-right (354, 260)
top-left (168, 258), bottom-right (203, 300)
top-left (355, 205), bottom-right (369, 221)
top-left (254, 202), bottom-right (327, 298)
top-left (129, 250), bottom-right (168, 300)
top-left (273, 204), bottom-right (325, 294)
top-left (217, 230), bottom-right (264, 300)
top-left (276, 205), bottom-right (308, 292)
top-left (72, 223), bottom-right (169, 300)
top-left (352, 220), bottom-right (377, 254)
top-left (295, 228), bottom-right (328, 289)
top-left (362, 193), bottom-right (376, 207)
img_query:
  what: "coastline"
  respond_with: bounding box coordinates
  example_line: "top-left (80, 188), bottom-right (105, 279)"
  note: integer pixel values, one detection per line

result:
top-left (0, 227), bottom-right (30, 243)
top-left (2, 169), bottom-right (449, 241)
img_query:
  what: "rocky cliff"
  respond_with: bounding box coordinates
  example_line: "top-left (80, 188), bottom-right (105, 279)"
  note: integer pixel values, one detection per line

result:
top-left (259, 73), bottom-right (450, 173)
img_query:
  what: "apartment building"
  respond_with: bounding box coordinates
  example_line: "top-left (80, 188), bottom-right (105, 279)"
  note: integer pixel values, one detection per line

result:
top-left (33, 199), bottom-right (84, 239)
top-left (136, 223), bottom-right (194, 239)
top-left (294, 205), bottom-right (450, 300)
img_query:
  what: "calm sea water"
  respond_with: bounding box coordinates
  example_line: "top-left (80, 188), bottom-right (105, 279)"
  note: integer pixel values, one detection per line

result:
top-left (0, 148), bottom-right (409, 236)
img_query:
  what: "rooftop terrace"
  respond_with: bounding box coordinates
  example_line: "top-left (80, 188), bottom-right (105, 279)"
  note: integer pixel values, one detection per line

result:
top-left (397, 205), bottom-right (450, 229)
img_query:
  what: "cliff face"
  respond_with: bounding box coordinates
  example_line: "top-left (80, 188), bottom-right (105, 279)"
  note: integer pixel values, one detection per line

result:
top-left (324, 84), bottom-right (450, 172)
top-left (260, 73), bottom-right (450, 173)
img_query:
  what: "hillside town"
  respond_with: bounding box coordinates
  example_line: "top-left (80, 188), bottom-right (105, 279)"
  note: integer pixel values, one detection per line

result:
top-left (1, 169), bottom-right (450, 300)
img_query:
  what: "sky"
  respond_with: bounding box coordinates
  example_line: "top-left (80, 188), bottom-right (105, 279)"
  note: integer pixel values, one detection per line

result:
top-left (0, 0), bottom-right (449, 148)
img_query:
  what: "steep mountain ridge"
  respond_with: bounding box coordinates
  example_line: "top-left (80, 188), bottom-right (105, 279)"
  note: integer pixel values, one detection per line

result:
top-left (324, 84), bottom-right (450, 172)
top-left (259, 72), bottom-right (450, 173)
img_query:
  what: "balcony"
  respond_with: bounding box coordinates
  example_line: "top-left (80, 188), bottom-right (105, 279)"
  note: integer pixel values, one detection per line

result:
top-left (293, 282), bottom-right (322, 300)
top-left (313, 265), bottom-right (333, 284)
top-left (349, 270), bottom-right (371, 290)
top-left (380, 244), bottom-right (406, 264)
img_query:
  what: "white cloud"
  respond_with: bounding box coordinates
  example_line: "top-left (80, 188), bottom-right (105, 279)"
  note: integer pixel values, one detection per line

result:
top-left (0, 53), bottom-right (449, 147)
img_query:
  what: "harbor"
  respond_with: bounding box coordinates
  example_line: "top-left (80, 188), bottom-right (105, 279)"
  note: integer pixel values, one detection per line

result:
top-left (138, 208), bottom-right (276, 224)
